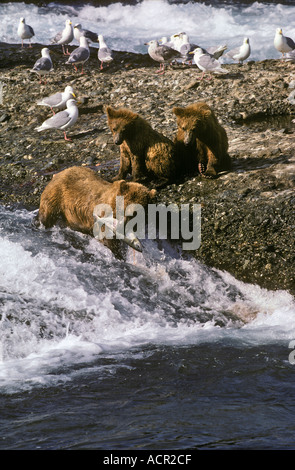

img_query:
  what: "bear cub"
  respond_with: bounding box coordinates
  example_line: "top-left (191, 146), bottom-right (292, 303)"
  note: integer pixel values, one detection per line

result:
top-left (106, 106), bottom-right (178, 185)
top-left (173, 102), bottom-right (231, 178)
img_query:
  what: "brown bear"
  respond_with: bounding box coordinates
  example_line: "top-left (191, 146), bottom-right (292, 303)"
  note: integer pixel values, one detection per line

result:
top-left (37, 166), bottom-right (156, 257)
top-left (173, 102), bottom-right (231, 178)
top-left (106, 105), bottom-right (178, 184)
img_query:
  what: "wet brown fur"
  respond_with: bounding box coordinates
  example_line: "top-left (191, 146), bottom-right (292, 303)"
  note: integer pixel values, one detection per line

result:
top-left (106, 106), bottom-right (178, 184)
top-left (173, 102), bottom-right (231, 178)
top-left (37, 166), bottom-right (156, 256)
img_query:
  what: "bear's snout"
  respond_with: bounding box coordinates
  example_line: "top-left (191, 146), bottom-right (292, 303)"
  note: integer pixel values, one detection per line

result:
top-left (114, 132), bottom-right (124, 145)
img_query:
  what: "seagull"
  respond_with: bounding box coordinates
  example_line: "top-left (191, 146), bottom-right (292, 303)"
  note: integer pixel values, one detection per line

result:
top-left (66, 35), bottom-right (90, 73)
top-left (17, 17), bottom-right (34, 48)
top-left (145, 39), bottom-right (182, 74)
top-left (177, 33), bottom-right (199, 63)
top-left (35, 98), bottom-right (79, 141)
top-left (169, 33), bottom-right (184, 51)
top-left (159, 36), bottom-right (171, 47)
top-left (190, 47), bottom-right (228, 80)
top-left (37, 86), bottom-right (75, 114)
top-left (30, 48), bottom-right (53, 84)
top-left (171, 32), bottom-right (227, 64)
top-left (74, 23), bottom-right (99, 43)
top-left (274, 28), bottom-right (295, 57)
top-left (225, 38), bottom-right (251, 64)
top-left (97, 35), bottom-right (113, 70)
top-left (51, 19), bottom-right (74, 55)
top-left (206, 44), bottom-right (228, 60)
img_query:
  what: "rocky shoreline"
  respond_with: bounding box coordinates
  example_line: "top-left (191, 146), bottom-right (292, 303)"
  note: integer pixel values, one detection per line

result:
top-left (1, 42), bottom-right (295, 294)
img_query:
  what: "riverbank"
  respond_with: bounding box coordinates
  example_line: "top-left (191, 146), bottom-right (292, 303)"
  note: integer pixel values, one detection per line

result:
top-left (0, 42), bottom-right (295, 294)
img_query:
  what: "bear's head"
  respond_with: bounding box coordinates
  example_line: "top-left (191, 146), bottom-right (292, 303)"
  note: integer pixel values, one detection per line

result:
top-left (173, 102), bottom-right (212, 145)
top-left (106, 106), bottom-right (139, 145)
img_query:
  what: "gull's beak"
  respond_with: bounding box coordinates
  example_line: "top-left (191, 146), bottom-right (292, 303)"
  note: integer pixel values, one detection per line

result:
top-left (71, 93), bottom-right (76, 98)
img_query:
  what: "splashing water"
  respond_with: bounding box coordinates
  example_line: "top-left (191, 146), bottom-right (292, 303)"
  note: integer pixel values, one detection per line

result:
top-left (1, 0), bottom-right (295, 60)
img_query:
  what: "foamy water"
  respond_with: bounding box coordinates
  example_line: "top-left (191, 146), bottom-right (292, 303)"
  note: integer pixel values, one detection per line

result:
top-left (1, 206), bottom-right (294, 394)
top-left (1, 1), bottom-right (295, 60)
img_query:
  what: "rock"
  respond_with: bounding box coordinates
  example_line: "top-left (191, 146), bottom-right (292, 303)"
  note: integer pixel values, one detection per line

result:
top-left (0, 113), bottom-right (10, 122)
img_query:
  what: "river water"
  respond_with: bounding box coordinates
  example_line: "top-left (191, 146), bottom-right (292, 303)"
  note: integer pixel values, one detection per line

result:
top-left (1, 0), bottom-right (295, 61)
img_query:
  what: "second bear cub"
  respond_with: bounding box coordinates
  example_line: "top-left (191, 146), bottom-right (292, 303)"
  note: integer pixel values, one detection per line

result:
top-left (173, 102), bottom-right (231, 178)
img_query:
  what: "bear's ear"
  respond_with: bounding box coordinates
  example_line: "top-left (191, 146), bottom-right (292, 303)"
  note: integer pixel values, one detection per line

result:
top-left (172, 107), bottom-right (185, 117)
top-left (117, 180), bottom-right (129, 194)
top-left (203, 108), bottom-right (212, 118)
top-left (150, 189), bottom-right (157, 198)
top-left (105, 106), bottom-right (116, 118)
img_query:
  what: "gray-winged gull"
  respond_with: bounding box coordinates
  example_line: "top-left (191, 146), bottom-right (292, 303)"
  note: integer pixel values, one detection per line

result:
top-left (51, 19), bottom-right (73, 55)
top-left (225, 37), bottom-right (251, 64)
top-left (74, 23), bottom-right (98, 43)
top-left (170, 32), bottom-right (227, 63)
top-left (97, 35), bottom-right (113, 70)
top-left (190, 47), bottom-right (228, 80)
top-left (65, 36), bottom-right (90, 74)
top-left (177, 33), bottom-right (199, 63)
top-left (206, 44), bottom-right (228, 60)
top-left (30, 48), bottom-right (53, 84)
top-left (37, 86), bottom-right (75, 114)
top-left (17, 17), bottom-right (34, 48)
top-left (274, 28), bottom-right (295, 57)
top-left (145, 39), bottom-right (182, 74)
top-left (35, 98), bottom-right (78, 141)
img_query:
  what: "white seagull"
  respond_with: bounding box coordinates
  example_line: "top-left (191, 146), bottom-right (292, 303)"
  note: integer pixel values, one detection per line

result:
top-left (74, 23), bottom-right (99, 43)
top-left (177, 33), bottom-right (199, 63)
top-left (145, 39), bottom-right (181, 74)
top-left (226, 38), bottom-right (251, 64)
top-left (190, 47), bottom-right (228, 80)
top-left (35, 99), bottom-right (79, 141)
top-left (51, 19), bottom-right (74, 55)
top-left (274, 28), bottom-right (295, 57)
top-left (37, 86), bottom-right (75, 114)
top-left (66, 35), bottom-right (90, 74)
top-left (17, 17), bottom-right (34, 48)
top-left (97, 35), bottom-right (113, 70)
top-left (30, 48), bottom-right (53, 84)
